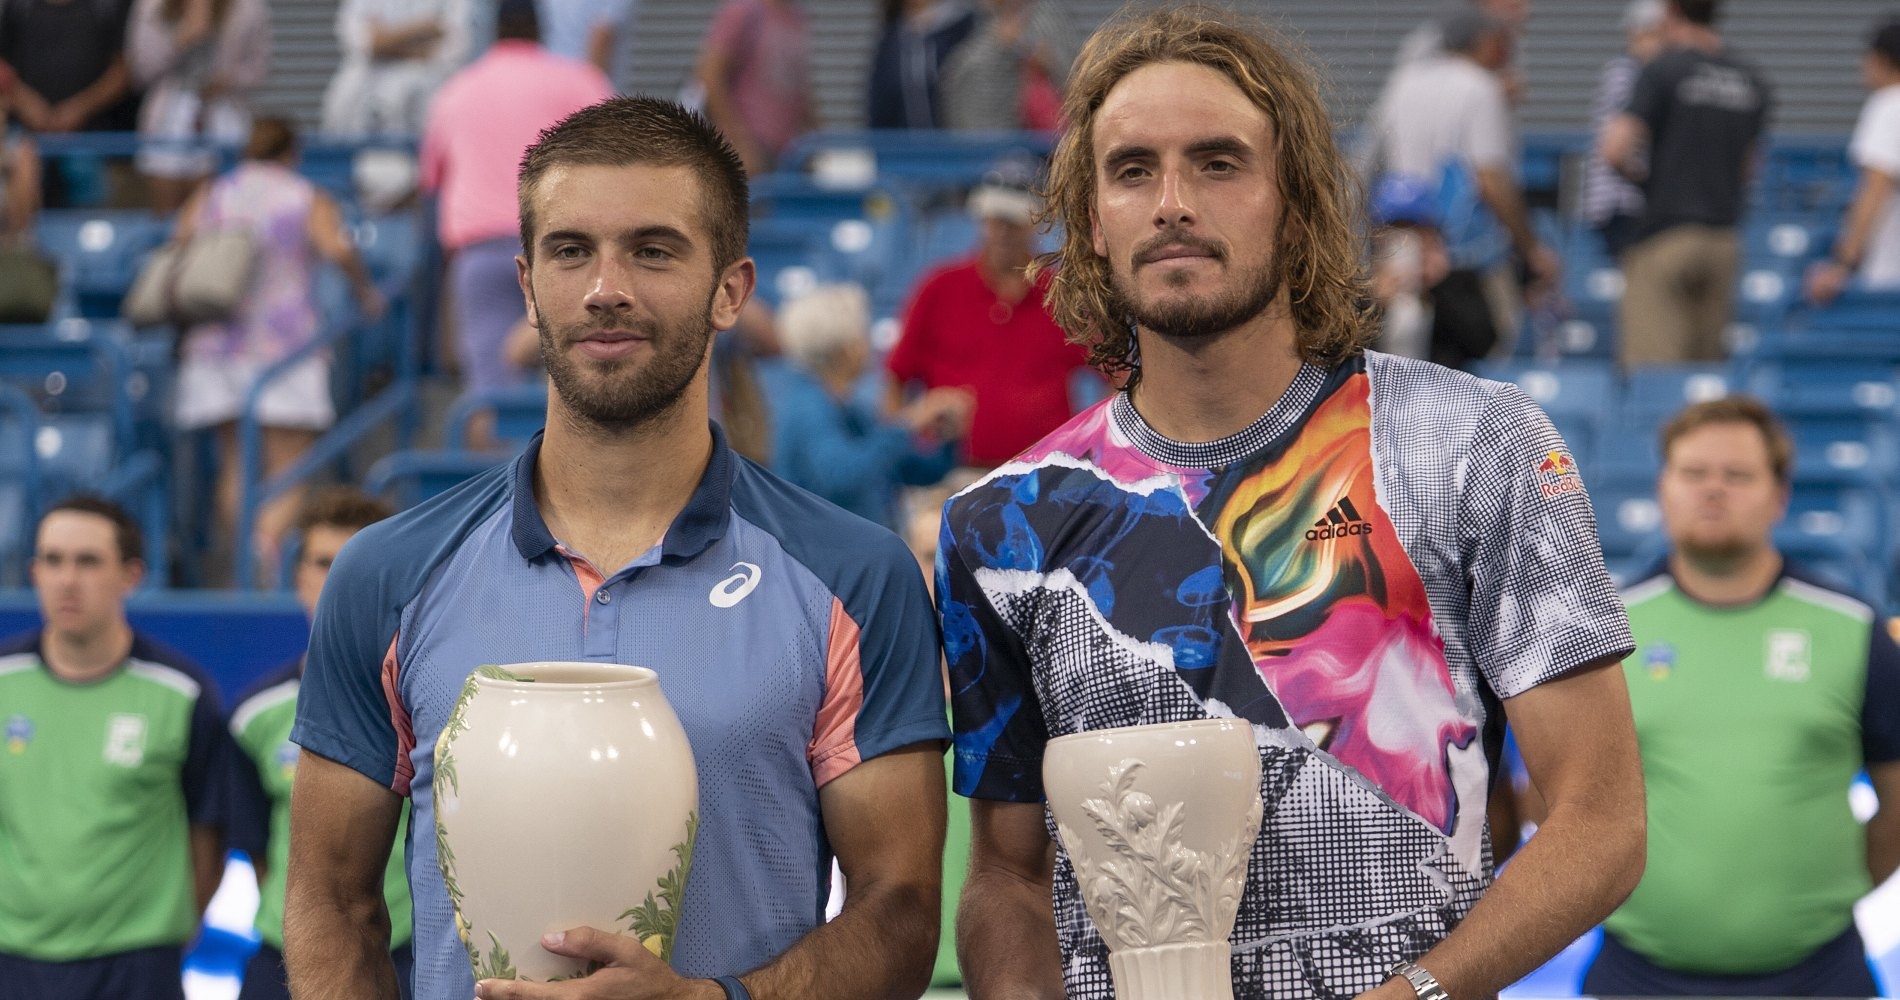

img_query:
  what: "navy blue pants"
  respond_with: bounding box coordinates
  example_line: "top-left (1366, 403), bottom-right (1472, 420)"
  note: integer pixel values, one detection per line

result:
top-left (1584, 925), bottom-right (1880, 997)
top-left (238, 941), bottom-right (415, 1000)
top-left (0, 945), bottom-right (185, 1000)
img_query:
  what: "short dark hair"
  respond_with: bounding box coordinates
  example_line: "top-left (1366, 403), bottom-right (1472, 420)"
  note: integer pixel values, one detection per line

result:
top-left (1872, 17), bottom-right (1900, 69)
top-left (496, 0), bottom-right (539, 42)
top-left (517, 96), bottom-right (750, 275)
top-left (1671, 0), bottom-right (1717, 26)
top-left (244, 117), bottom-right (297, 161)
top-left (294, 486), bottom-right (393, 549)
top-left (1660, 396), bottom-right (1794, 485)
top-left (41, 494), bottom-right (143, 563)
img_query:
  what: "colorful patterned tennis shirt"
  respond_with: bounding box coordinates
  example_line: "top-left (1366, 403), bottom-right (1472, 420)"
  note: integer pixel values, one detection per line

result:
top-left (940, 351), bottom-right (1633, 999)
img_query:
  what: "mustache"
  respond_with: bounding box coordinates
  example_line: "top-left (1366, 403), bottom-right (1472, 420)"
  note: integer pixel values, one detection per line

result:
top-left (1132, 228), bottom-right (1227, 267)
top-left (550, 318), bottom-right (658, 340)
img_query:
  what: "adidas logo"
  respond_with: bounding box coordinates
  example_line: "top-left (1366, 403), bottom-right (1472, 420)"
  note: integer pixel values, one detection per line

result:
top-left (1305, 497), bottom-right (1374, 541)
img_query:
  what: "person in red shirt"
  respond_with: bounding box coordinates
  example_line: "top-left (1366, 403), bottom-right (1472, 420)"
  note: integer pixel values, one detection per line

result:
top-left (886, 159), bottom-right (1092, 468)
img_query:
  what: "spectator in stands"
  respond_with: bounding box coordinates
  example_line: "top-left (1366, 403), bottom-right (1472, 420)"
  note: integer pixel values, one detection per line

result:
top-left (128, 0), bottom-right (269, 215)
top-left (1591, 397), bottom-right (1900, 997)
top-left (228, 488), bottom-right (412, 1000)
top-left (320, 0), bottom-right (471, 138)
top-left (1582, 0), bottom-right (1667, 259)
top-left (939, 0), bottom-right (1077, 131)
top-left (0, 0), bottom-right (135, 134)
top-left (866, 0), bottom-right (977, 130)
top-left (1365, 9), bottom-right (1558, 365)
top-left (1600, 0), bottom-right (1771, 366)
top-left (770, 284), bottom-right (971, 528)
top-left (420, 0), bottom-right (611, 448)
top-left (540, 0), bottom-right (635, 77)
top-left (1385, 0), bottom-right (1530, 103)
top-left (170, 118), bottom-right (383, 585)
top-left (1368, 174), bottom-right (1450, 362)
top-left (286, 96), bottom-right (947, 1000)
top-left (0, 495), bottom-right (232, 1000)
top-left (0, 114), bottom-right (42, 242)
top-left (886, 157), bottom-right (1089, 468)
top-left (693, 0), bottom-right (814, 175)
top-left (1807, 16), bottom-right (1900, 304)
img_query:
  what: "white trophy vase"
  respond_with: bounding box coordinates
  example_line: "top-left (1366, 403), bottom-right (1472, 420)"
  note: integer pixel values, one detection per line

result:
top-left (434, 662), bottom-right (698, 982)
top-left (1043, 719), bottom-right (1263, 1000)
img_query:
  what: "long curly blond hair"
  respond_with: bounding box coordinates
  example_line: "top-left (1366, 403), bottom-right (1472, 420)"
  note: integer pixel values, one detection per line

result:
top-left (1035, 4), bottom-right (1373, 386)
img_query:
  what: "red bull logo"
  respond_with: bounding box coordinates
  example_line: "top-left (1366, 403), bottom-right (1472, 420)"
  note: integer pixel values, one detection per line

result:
top-left (1535, 449), bottom-right (1584, 500)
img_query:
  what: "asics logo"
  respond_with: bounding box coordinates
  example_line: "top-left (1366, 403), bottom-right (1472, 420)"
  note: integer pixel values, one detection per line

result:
top-left (710, 562), bottom-right (762, 608)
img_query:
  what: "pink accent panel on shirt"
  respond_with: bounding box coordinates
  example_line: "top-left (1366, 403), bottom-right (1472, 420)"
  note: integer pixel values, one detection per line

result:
top-left (808, 595), bottom-right (866, 787)
top-left (419, 41), bottom-right (614, 250)
top-left (557, 544), bottom-right (607, 629)
top-left (380, 633), bottom-right (416, 795)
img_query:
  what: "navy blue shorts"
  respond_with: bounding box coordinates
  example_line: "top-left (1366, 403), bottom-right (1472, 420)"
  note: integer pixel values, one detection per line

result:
top-left (237, 941), bottom-right (414, 1000)
top-left (1584, 924), bottom-right (1880, 997)
top-left (0, 945), bottom-right (185, 1000)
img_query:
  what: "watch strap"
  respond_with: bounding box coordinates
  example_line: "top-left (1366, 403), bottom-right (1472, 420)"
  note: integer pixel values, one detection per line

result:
top-left (713, 975), bottom-right (753, 1000)
top-left (1391, 960), bottom-right (1451, 1000)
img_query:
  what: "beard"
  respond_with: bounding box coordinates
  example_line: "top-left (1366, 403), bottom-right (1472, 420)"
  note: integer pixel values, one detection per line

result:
top-left (536, 292), bottom-right (715, 432)
top-left (1112, 222), bottom-right (1285, 341)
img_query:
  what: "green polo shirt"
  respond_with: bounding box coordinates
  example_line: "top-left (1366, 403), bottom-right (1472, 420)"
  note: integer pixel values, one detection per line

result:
top-left (229, 661), bottom-right (412, 951)
top-left (0, 632), bottom-right (229, 961)
top-left (1608, 565), bottom-right (1900, 974)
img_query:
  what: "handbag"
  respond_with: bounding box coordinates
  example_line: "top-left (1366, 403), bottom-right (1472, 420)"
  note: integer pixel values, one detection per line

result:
top-left (0, 247), bottom-right (56, 324)
top-left (124, 229), bottom-right (258, 327)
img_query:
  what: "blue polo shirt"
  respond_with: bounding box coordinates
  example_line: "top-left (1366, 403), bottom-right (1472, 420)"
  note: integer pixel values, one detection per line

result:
top-left (292, 426), bottom-right (949, 1000)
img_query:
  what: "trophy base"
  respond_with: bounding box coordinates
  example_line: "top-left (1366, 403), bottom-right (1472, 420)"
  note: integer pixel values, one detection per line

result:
top-left (1108, 941), bottom-right (1234, 1000)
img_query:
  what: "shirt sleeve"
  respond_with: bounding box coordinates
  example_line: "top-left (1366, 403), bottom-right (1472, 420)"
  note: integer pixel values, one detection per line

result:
top-left (1463, 74), bottom-right (1514, 173)
top-left (224, 721), bottom-right (273, 860)
top-left (807, 529), bottom-right (950, 787)
top-left (1457, 385), bottom-right (1635, 699)
top-left (1864, 620), bottom-right (1900, 764)
top-left (940, 503), bottom-right (1051, 802)
top-left (1852, 91), bottom-right (1900, 180)
top-left (1624, 57), bottom-right (1670, 136)
top-left (183, 681), bottom-right (233, 826)
top-left (291, 530), bottom-right (413, 794)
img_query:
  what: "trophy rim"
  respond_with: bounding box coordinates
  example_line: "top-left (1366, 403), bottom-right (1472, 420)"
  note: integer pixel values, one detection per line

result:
top-left (476, 661), bottom-right (661, 690)
top-left (1044, 717), bottom-right (1253, 751)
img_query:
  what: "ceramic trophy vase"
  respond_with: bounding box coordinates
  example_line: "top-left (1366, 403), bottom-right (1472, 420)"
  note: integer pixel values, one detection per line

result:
top-left (1043, 719), bottom-right (1263, 1000)
top-left (434, 662), bottom-right (697, 982)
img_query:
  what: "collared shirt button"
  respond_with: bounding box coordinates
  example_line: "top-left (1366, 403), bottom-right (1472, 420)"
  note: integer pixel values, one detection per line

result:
top-left (596, 589), bottom-right (612, 605)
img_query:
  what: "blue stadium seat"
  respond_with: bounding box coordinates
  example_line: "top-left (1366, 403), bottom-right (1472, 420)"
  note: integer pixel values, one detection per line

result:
top-left (748, 218), bottom-right (826, 307)
top-left (1746, 360), bottom-right (1899, 420)
top-left (36, 210), bottom-right (170, 319)
top-left (365, 449), bottom-right (510, 508)
top-left (1476, 360), bottom-right (1616, 424)
top-left (1622, 364), bottom-right (1734, 420)
top-left (444, 384), bottom-right (549, 450)
top-left (0, 322), bottom-right (136, 449)
top-left (1589, 478), bottom-right (1666, 570)
top-left (1786, 414), bottom-right (1895, 487)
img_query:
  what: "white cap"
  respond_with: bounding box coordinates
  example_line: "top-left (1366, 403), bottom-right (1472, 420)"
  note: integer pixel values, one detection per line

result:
top-left (1622, 0), bottom-right (1665, 31)
top-left (967, 184), bottom-right (1039, 224)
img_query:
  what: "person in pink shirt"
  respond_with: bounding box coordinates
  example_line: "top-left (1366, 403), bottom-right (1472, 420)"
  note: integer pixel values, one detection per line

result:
top-left (420, 0), bottom-right (611, 446)
top-left (693, 0), bottom-right (816, 176)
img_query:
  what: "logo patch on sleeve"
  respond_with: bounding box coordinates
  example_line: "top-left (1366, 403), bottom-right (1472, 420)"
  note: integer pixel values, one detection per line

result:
top-left (1534, 449), bottom-right (1584, 500)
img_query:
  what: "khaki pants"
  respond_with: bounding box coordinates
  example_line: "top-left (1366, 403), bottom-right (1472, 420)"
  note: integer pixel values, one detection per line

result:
top-left (1617, 224), bottom-right (1742, 366)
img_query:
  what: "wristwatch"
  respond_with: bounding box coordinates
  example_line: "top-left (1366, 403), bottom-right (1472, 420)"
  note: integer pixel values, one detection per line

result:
top-left (1390, 961), bottom-right (1452, 1000)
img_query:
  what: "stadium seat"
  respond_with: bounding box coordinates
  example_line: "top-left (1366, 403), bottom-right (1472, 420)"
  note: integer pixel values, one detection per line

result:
top-left (365, 449), bottom-right (510, 508)
top-left (36, 210), bottom-right (171, 319)
top-left (445, 384), bottom-right (549, 450)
